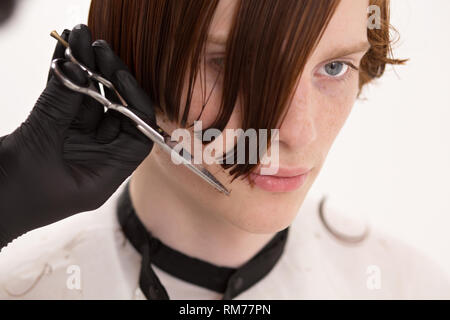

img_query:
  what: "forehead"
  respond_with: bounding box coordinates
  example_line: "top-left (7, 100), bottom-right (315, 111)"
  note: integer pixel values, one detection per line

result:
top-left (316, 0), bottom-right (370, 52)
top-left (208, 0), bottom-right (370, 50)
top-left (324, 0), bottom-right (369, 41)
top-left (208, 0), bottom-right (237, 42)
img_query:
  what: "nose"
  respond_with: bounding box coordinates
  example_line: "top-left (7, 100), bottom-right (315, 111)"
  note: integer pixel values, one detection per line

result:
top-left (277, 79), bottom-right (317, 150)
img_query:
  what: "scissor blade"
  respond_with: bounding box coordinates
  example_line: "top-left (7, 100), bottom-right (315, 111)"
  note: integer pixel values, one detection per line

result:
top-left (164, 139), bottom-right (230, 196)
top-left (183, 161), bottom-right (230, 196)
top-left (125, 111), bottom-right (230, 195)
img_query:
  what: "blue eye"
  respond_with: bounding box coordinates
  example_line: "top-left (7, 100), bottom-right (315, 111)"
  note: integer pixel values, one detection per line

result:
top-left (325, 62), bottom-right (345, 76)
top-left (321, 61), bottom-right (349, 77)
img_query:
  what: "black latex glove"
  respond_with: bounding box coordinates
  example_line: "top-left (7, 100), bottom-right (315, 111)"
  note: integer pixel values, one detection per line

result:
top-left (0, 24), bottom-right (156, 248)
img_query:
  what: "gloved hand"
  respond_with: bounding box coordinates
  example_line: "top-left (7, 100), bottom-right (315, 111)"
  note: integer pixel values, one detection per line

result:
top-left (0, 24), bottom-right (156, 248)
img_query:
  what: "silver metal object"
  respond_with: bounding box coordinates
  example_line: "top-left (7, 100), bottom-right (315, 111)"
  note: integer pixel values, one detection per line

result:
top-left (50, 47), bottom-right (230, 196)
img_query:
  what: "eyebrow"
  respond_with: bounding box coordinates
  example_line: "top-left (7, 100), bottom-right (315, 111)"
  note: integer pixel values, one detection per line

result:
top-left (323, 41), bottom-right (371, 61)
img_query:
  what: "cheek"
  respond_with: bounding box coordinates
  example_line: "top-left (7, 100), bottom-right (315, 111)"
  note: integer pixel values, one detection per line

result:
top-left (314, 83), bottom-right (357, 147)
top-left (181, 72), bottom-right (244, 157)
top-left (314, 71), bottom-right (359, 98)
top-left (183, 68), bottom-right (227, 128)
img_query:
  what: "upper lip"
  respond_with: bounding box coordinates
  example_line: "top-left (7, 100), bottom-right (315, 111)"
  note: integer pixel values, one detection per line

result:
top-left (251, 167), bottom-right (312, 178)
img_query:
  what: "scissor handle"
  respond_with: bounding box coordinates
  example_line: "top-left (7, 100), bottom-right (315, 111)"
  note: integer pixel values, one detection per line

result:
top-left (51, 58), bottom-right (166, 142)
top-left (63, 47), bottom-right (128, 107)
top-left (51, 58), bottom-right (112, 107)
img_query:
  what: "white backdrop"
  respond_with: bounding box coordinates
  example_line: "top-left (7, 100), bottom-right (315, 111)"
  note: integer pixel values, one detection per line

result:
top-left (0, 1), bottom-right (449, 277)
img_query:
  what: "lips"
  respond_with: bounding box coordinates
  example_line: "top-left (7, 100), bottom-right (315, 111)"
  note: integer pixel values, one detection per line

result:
top-left (257, 167), bottom-right (311, 177)
top-left (249, 167), bottom-right (311, 192)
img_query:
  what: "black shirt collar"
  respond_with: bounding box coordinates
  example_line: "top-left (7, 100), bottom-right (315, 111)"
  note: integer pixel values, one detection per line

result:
top-left (117, 182), bottom-right (289, 300)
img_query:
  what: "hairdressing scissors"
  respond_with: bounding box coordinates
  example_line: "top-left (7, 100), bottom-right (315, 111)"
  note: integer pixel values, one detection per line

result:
top-left (49, 31), bottom-right (230, 196)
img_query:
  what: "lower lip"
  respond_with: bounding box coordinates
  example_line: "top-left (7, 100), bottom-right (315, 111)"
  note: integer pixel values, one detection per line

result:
top-left (249, 172), bottom-right (309, 192)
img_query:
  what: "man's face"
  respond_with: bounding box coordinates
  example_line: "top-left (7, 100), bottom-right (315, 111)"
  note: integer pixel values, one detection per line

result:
top-left (147, 0), bottom-right (370, 234)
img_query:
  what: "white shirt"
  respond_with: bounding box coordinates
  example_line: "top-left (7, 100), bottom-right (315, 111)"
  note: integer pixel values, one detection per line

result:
top-left (0, 181), bottom-right (449, 299)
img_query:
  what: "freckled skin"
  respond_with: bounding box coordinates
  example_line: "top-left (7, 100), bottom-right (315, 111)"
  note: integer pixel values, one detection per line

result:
top-left (130, 0), bottom-right (370, 267)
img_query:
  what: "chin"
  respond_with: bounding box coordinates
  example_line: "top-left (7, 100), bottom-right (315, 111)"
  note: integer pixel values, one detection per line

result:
top-left (226, 201), bottom-right (302, 234)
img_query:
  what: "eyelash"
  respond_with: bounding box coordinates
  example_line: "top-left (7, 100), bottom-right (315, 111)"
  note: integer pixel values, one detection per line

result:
top-left (209, 57), bottom-right (225, 72)
top-left (317, 61), bottom-right (359, 82)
